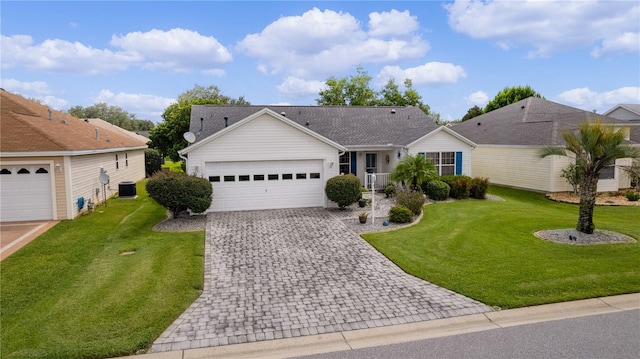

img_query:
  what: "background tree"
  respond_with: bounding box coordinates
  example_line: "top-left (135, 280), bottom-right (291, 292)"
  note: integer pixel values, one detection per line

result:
top-left (484, 85), bottom-right (543, 113)
top-left (67, 103), bottom-right (154, 131)
top-left (460, 105), bottom-right (484, 122)
top-left (317, 65), bottom-right (376, 106)
top-left (622, 161), bottom-right (640, 190)
top-left (148, 85), bottom-right (250, 162)
top-left (317, 67), bottom-right (434, 119)
top-left (560, 163), bottom-right (584, 196)
top-left (540, 121), bottom-right (639, 234)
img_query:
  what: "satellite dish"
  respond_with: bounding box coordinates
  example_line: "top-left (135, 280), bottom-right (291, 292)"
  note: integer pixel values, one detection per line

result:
top-left (99, 168), bottom-right (110, 185)
top-left (183, 132), bottom-right (196, 143)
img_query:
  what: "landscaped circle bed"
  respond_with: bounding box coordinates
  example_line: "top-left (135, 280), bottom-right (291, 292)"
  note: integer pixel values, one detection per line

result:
top-left (534, 229), bottom-right (636, 245)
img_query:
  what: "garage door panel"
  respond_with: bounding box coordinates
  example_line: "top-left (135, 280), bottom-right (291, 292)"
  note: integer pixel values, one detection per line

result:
top-left (205, 160), bottom-right (323, 212)
top-left (0, 165), bottom-right (53, 221)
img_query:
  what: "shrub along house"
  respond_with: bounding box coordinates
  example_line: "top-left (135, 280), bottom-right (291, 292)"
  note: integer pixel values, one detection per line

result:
top-left (0, 89), bottom-right (147, 221)
top-left (179, 105), bottom-right (476, 212)
top-left (451, 97), bottom-right (637, 193)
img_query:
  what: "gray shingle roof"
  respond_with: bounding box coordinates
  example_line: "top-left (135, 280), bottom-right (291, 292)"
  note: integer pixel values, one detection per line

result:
top-left (189, 105), bottom-right (439, 147)
top-left (604, 104), bottom-right (640, 117)
top-left (451, 97), bottom-right (632, 146)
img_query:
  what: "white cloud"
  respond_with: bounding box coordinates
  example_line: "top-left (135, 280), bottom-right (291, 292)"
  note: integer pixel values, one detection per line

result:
top-left (1, 35), bottom-right (137, 74)
top-left (0, 78), bottom-right (52, 94)
top-left (110, 28), bottom-right (232, 72)
top-left (446, 0), bottom-right (640, 58)
top-left (236, 7), bottom-right (429, 78)
top-left (94, 89), bottom-right (175, 121)
top-left (377, 62), bottom-right (466, 86)
top-left (467, 91), bottom-right (489, 106)
top-left (556, 86), bottom-right (640, 112)
top-left (277, 77), bottom-right (326, 99)
top-left (42, 96), bottom-right (69, 110)
top-left (1, 28), bottom-right (232, 75)
top-left (591, 32), bottom-right (640, 58)
top-left (368, 9), bottom-right (419, 37)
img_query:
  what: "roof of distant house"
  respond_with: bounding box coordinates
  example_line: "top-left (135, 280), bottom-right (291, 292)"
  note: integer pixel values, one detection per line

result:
top-left (0, 89), bottom-right (147, 153)
top-left (451, 97), bottom-right (633, 146)
top-left (189, 105), bottom-right (440, 147)
top-left (603, 104), bottom-right (640, 117)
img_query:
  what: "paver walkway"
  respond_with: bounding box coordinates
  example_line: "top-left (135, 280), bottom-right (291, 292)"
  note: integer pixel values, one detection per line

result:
top-left (151, 208), bottom-right (492, 352)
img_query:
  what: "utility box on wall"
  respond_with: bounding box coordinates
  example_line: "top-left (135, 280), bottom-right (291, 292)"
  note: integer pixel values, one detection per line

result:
top-left (118, 181), bottom-right (137, 198)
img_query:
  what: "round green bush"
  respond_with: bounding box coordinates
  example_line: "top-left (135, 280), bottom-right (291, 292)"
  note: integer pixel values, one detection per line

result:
top-left (325, 174), bottom-right (362, 209)
top-left (146, 172), bottom-right (213, 217)
top-left (388, 205), bottom-right (414, 223)
top-left (423, 180), bottom-right (450, 201)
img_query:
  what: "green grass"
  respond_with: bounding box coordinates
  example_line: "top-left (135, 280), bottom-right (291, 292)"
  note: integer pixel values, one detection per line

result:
top-left (161, 160), bottom-right (184, 173)
top-left (363, 186), bottom-right (640, 309)
top-left (0, 182), bottom-right (204, 359)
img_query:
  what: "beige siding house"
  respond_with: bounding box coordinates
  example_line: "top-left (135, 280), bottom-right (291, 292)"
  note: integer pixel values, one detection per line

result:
top-left (0, 89), bottom-right (147, 221)
top-left (451, 97), bottom-right (636, 193)
top-left (180, 105), bottom-right (475, 212)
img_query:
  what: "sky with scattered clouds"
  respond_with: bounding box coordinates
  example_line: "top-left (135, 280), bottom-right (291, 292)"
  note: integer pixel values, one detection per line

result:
top-left (2, 0), bottom-right (639, 123)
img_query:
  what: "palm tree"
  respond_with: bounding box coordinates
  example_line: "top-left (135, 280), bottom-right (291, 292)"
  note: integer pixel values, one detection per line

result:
top-left (390, 153), bottom-right (437, 190)
top-left (541, 121), bottom-right (639, 234)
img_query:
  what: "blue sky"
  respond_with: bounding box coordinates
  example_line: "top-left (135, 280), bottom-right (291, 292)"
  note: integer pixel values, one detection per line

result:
top-left (2, 0), bottom-right (639, 123)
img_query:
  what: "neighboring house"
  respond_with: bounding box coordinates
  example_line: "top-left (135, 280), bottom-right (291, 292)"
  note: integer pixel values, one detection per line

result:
top-left (603, 104), bottom-right (640, 144)
top-left (0, 89), bottom-right (147, 222)
top-left (179, 105), bottom-right (476, 212)
top-left (83, 117), bottom-right (150, 144)
top-left (451, 97), bottom-right (636, 193)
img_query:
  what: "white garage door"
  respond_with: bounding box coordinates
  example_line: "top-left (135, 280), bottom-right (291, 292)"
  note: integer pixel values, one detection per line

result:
top-left (205, 160), bottom-right (324, 212)
top-left (0, 164), bottom-right (54, 221)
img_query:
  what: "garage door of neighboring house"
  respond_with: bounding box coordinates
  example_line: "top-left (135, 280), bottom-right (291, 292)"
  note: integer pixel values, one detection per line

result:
top-left (205, 160), bottom-right (324, 212)
top-left (0, 164), bottom-right (54, 221)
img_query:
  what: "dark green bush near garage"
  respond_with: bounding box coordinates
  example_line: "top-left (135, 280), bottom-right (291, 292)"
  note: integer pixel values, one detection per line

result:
top-left (146, 171), bottom-right (212, 218)
top-left (325, 174), bottom-right (362, 209)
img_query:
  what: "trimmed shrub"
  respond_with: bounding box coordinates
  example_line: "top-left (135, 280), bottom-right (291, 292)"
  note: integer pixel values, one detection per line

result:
top-left (422, 180), bottom-right (450, 201)
top-left (144, 148), bottom-right (163, 177)
top-left (325, 174), bottom-right (362, 209)
top-left (441, 175), bottom-right (472, 199)
top-left (388, 205), bottom-right (414, 224)
top-left (625, 191), bottom-right (640, 201)
top-left (470, 177), bottom-right (490, 199)
top-left (384, 184), bottom-right (396, 198)
top-left (146, 171), bottom-right (213, 218)
top-left (395, 189), bottom-right (425, 215)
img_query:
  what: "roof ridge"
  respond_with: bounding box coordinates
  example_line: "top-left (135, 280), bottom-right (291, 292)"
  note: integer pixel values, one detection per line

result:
top-left (12, 112), bottom-right (69, 150)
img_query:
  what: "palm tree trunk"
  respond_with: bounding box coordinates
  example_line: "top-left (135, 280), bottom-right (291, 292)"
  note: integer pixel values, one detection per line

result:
top-left (577, 174), bottom-right (599, 234)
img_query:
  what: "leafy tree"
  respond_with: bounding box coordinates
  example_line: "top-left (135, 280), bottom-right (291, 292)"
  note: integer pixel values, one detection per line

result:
top-left (540, 121), bottom-right (640, 234)
top-left (461, 105), bottom-right (484, 122)
top-left (148, 85), bottom-right (250, 162)
top-left (484, 85), bottom-right (543, 113)
top-left (317, 65), bottom-right (376, 106)
top-left (378, 78), bottom-right (431, 114)
top-left (67, 103), bottom-right (154, 131)
top-left (144, 148), bottom-right (163, 177)
top-left (622, 161), bottom-right (640, 190)
top-left (390, 154), bottom-right (437, 190)
top-left (560, 163), bottom-right (584, 196)
top-left (146, 171), bottom-right (212, 218)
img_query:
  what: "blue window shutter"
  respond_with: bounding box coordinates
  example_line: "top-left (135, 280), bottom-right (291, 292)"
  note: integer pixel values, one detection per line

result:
top-left (418, 152), bottom-right (425, 156)
top-left (350, 152), bottom-right (357, 174)
top-left (455, 152), bottom-right (463, 175)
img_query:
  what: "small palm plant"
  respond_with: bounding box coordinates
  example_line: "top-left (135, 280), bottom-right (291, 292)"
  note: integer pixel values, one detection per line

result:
top-left (390, 154), bottom-right (437, 190)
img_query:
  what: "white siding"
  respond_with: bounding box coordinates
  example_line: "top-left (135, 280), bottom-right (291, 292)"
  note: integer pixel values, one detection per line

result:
top-left (68, 150), bottom-right (145, 218)
top-left (407, 130), bottom-right (473, 176)
top-left (186, 113), bottom-right (341, 208)
top-left (471, 146), bottom-right (553, 192)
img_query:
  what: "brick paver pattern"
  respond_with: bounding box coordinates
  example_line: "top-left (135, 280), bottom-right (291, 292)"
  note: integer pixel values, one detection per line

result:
top-left (151, 208), bottom-right (492, 352)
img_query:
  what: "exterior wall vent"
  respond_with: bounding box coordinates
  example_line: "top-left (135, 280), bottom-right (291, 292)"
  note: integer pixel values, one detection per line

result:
top-left (95, 128), bottom-right (99, 139)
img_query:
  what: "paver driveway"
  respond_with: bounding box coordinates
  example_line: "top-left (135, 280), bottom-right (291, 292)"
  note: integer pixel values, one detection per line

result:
top-left (151, 208), bottom-right (492, 352)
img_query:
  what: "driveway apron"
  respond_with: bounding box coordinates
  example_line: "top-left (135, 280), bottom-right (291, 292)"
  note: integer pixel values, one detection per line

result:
top-left (151, 208), bottom-right (492, 352)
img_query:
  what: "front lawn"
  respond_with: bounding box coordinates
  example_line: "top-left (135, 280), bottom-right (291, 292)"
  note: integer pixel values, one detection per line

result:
top-left (363, 186), bottom-right (640, 309)
top-left (0, 182), bottom-right (204, 359)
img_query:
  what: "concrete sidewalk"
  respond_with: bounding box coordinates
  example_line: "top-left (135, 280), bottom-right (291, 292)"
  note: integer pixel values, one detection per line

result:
top-left (125, 293), bottom-right (639, 359)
